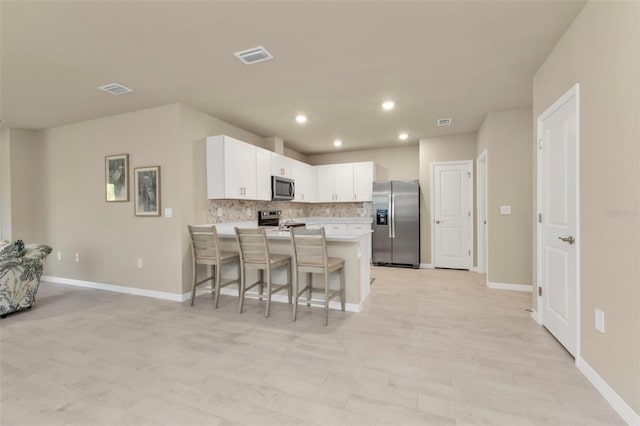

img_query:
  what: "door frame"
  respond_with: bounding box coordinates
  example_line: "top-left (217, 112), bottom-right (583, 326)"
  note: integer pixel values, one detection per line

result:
top-left (535, 83), bottom-right (581, 360)
top-left (476, 150), bottom-right (488, 277)
top-left (430, 160), bottom-right (474, 269)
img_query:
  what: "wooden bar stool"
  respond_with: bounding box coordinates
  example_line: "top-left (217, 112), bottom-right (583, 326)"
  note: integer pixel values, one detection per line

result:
top-left (290, 227), bottom-right (345, 326)
top-left (188, 225), bottom-right (240, 308)
top-left (234, 227), bottom-right (292, 317)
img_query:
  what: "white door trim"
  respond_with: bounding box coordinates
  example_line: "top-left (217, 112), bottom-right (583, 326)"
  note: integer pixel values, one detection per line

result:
top-left (476, 150), bottom-right (488, 278)
top-left (536, 83), bottom-right (581, 360)
top-left (430, 160), bottom-right (474, 269)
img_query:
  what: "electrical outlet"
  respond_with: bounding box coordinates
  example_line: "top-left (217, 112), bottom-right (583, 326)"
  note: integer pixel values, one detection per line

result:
top-left (137, 258), bottom-right (143, 269)
top-left (246, 208), bottom-right (251, 216)
top-left (595, 309), bottom-right (605, 333)
top-left (217, 207), bottom-right (223, 217)
top-left (74, 253), bottom-right (80, 263)
top-left (57, 251), bottom-right (62, 261)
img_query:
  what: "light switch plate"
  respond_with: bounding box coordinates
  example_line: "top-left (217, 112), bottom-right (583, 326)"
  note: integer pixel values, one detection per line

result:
top-left (500, 205), bottom-right (512, 215)
top-left (164, 208), bottom-right (173, 218)
top-left (595, 309), bottom-right (605, 333)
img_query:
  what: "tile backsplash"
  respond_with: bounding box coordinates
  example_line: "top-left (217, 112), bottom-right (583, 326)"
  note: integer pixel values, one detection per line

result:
top-left (208, 200), bottom-right (372, 223)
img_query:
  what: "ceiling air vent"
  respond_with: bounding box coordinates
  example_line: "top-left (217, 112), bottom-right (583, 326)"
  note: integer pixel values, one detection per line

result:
top-left (437, 118), bottom-right (452, 126)
top-left (234, 46), bottom-right (273, 65)
top-left (98, 83), bottom-right (133, 95)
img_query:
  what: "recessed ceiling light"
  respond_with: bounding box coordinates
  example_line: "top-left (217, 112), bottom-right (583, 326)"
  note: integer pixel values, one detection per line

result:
top-left (382, 101), bottom-right (395, 111)
top-left (398, 132), bottom-right (409, 140)
top-left (295, 114), bottom-right (307, 124)
top-left (334, 140), bottom-right (343, 147)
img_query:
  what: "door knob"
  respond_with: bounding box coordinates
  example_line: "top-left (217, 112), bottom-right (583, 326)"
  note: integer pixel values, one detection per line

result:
top-left (558, 235), bottom-right (575, 244)
top-left (435, 220), bottom-right (442, 224)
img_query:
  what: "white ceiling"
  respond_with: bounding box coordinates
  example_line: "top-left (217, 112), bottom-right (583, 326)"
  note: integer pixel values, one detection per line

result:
top-left (0, 1), bottom-right (584, 155)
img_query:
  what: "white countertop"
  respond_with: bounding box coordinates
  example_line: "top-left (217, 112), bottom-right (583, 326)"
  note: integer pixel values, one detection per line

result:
top-left (202, 219), bottom-right (371, 242)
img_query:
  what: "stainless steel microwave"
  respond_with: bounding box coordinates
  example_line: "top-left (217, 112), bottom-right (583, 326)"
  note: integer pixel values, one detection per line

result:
top-left (271, 176), bottom-right (295, 201)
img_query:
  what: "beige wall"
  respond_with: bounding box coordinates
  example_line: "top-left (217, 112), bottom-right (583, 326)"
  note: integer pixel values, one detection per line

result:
top-left (419, 133), bottom-right (477, 265)
top-left (23, 103), bottom-right (267, 295)
top-left (178, 104), bottom-right (264, 293)
top-left (0, 128), bottom-right (41, 242)
top-left (533, 1), bottom-right (640, 413)
top-left (34, 104), bottom-right (183, 293)
top-left (478, 108), bottom-right (533, 285)
top-left (0, 128), bottom-right (12, 240)
top-left (307, 145), bottom-right (419, 181)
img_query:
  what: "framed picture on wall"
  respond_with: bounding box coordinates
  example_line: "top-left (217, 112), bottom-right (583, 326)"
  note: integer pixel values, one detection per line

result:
top-left (134, 166), bottom-right (161, 216)
top-left (105, 154), bottom-right (129, 202)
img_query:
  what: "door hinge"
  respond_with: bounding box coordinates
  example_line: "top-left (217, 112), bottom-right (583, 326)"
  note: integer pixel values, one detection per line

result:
top-left (468, 211), bottom-right (471, 217)
top-left (468, 250), bottom-right (471, 256)
top-left (538, 287), bottom-right (542, 296)
top-left (467, 171), bottom-right (472, 178)
top-left (538, 139), bottom-right (543, 150)
top-left (538, 213), bottom-right (542, 223)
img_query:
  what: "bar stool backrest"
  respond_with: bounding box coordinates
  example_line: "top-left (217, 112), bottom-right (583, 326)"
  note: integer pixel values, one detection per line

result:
top-left (235, 227), bottom-right (270, 264)
top-left (290, 227), bottom-right (328, 269)
top-left (188, 225), bottom-right (222, 262)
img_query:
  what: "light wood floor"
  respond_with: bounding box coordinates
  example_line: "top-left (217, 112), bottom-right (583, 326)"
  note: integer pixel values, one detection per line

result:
top-left (1, 267), bottom-right (624, 425)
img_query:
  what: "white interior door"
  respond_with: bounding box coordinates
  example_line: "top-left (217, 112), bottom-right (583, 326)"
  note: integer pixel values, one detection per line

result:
top-left (433, 161), bottom-right (473, 269)
top-left (538, 84), bottom-right (579, 357)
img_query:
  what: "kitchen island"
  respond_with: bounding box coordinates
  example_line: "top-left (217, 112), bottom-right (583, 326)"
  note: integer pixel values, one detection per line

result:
top-left (209, 221), bottom-right (371, 312)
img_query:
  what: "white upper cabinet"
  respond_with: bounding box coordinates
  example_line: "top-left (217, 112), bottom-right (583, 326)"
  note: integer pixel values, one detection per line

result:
top-left (206, 135), bottom-right (375, 203)
top-left (206, 135), bottom-right (256, 200)
top-left (271, 153), bottom-right (293, 178)
top-left (316, 165), bottom-right (337, 202)
top-left (292, 160), bottom-right (316, 203)
top-left (353, 162), bottom-right (375, 201)
top-left (316, 163), bottom-right (354, 202)
top-left (315, 162), bottom-right (375, 202)
top-left (334, 163), bottom-right (354, 202)
top-left (256, 147), bottom-right (272, 201)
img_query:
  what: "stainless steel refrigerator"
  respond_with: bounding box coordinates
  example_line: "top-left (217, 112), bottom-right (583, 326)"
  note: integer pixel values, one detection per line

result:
top-left (372, 180), bottom-right (420, 268)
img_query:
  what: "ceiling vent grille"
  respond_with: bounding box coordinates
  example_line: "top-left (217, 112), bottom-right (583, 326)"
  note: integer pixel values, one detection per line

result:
top-left (437, 118), bottom-right (452, 126)
top-left (98, 83), bottom-right (133, 95)
top-left (234, 46), bottom-right (273, 65)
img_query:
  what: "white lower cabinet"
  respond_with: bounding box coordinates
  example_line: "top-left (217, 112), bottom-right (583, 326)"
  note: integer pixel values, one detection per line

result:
top-left (347, 223), bottom-right (371, 232)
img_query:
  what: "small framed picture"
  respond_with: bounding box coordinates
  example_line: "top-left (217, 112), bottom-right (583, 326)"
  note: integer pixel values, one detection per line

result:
top-left (134, 166), bottom-right (161, 216)
top-left (105, 154), bottom-right (129, 202)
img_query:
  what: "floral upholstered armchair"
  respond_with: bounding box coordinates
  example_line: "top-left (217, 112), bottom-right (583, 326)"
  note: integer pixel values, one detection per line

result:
top-left (0, 240), bottom-right (52, 318)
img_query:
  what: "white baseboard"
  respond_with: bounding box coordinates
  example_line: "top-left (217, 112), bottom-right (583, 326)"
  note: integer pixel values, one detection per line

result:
top-left (530, 309), bottom-right (541, 324)
top-left (419, 263), bottom-right (434, 269)
top-left (215, 288), bottom-right (362, 313)
top-left (576, 357), bottom-right (640, 425)
top-left (41, 275), bottom-right (188, 302)
top-left (42, 276), bottom-right (363, 313)
top-left (487, 281), bottom-right (532, 292)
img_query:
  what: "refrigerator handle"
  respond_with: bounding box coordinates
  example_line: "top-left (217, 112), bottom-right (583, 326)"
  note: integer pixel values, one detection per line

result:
top-left (391, 193), bottom-right (396, 238)
top-left (388, 194), bottom-right (392, 238)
